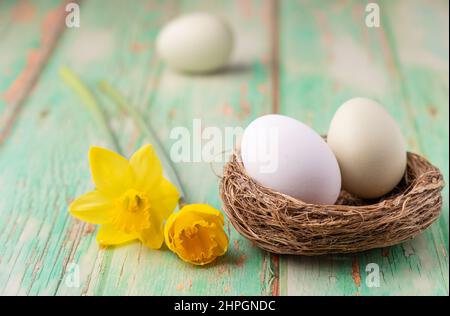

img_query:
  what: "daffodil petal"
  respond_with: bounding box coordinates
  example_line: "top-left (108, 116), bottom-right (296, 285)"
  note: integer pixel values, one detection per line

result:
top-left (164, 212), bottom-right (179, 252)
top-left (139, 193), bottom-right (171, 250)
top-left (181, 204), bottom-right (224, 227)
top-left (172, 211), bottom-right (203, 232)
top-left (139, 223), bottom-right (165, 249)
top-left (89, 146), bottom-right (133, 198)
top-left (149, 178), bottom-right (179, 219)
top-left (164, 210), bottom-right (196, 253)
top-left (96, 225), bottom-right (137, 246)
top-left (130, 144), bottom-right (163, 191)
top-left (69, 190), bottom-right (114, 224)
top-left (212, 227), bottom-right (229, 256)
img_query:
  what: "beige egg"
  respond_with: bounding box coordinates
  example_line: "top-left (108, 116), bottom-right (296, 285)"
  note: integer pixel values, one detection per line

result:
top-left (156, 13), bottom-right (233, 73)
top-left (327, 98), bottom-right (407, 199)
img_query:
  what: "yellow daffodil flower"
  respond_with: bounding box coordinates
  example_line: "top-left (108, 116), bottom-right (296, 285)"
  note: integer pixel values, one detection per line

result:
top-left (69, 144), bottom-right (179, 249)
top-left (164, 204), bottom-right (228, 265)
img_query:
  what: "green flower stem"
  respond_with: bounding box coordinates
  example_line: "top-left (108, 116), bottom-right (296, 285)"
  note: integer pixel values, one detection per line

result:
top-left (98, 80), bottom-right (185, 201)
top-left (59, 67), bottom-right (121, 152)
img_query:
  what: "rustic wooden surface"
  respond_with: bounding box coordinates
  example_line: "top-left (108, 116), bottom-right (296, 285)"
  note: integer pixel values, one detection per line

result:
top-left (0, 0), bottom-right (448, 295)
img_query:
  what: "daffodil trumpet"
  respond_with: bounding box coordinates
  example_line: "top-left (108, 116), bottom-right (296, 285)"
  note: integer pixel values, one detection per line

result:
top-left (164, 204), bottom-right (229, 265)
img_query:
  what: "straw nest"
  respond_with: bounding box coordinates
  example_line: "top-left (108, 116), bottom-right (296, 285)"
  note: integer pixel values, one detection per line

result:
top-left (220, 151), bottom-right (444, 255)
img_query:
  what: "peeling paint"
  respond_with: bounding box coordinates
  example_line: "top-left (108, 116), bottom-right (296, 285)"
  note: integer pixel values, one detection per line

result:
top-left (351, 257), bottom-right (361, 287)
top-left (12, 1), bottom-right (36, 23)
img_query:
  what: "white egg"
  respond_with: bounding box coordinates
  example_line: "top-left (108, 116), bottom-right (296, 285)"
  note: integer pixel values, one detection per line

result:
top-left (327, 97), bottom-right (407, 199)
top-left (240, 114), bottom-right (341, 205)
top-left (156, 13), bottom-right (233, 73)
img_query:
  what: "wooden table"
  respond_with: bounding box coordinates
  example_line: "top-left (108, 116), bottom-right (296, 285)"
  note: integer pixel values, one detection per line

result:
top-left (0, 0), bottom-right (448, 296)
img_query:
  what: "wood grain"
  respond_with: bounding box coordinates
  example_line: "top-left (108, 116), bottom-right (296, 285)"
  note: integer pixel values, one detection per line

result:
top-left (83, 0), bottom-right (278, 296)
top-left (279, 0), bottom-right (448, 295)
top-left (0, 0), bottom-right (447, 295)
top-left (0, 0), bottom-right (278, 295)
top-left (0, 0), bottom-right (72, 145)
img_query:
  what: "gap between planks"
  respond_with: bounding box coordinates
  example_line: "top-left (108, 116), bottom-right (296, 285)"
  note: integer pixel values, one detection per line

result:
top-left (269, 0), bottom-right (280, 296)
top-left (269, 0), bottom-right (280, 115)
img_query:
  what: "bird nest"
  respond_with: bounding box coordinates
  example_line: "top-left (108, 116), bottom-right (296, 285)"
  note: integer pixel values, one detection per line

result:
top-left (220, 151), bottom-right (444, 255)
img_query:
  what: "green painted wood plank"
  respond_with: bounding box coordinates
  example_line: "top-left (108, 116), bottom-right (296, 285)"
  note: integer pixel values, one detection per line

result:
top-left (279, 0), bottom-right (448, 295)
top-left (382, 0), bottom-right (449, 292)
top-left (0, 0), bottom-right (172, 295)
top-left (0, 0), bottom-right (72, 295)
top-left (89, 0), bottom-right (278, 296)
top-left (1, 0), bottom-right (447, 296)
top-left (0, 0), bottom-right (64, 123)
top-left (0, 0), bottom-right (278, 295)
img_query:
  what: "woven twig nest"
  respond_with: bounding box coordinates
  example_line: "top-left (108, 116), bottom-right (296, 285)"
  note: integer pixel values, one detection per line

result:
top-left (220, 151), bottom-right (444, 255)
